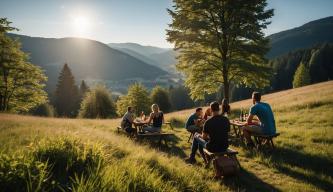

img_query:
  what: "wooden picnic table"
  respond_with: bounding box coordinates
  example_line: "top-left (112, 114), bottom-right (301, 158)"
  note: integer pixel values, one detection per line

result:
top-left (230, 119), bottom-right (246, 139)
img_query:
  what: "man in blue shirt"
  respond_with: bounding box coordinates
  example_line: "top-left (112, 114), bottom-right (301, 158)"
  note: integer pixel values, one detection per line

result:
top-left (185, 108), bottom-right (203, 132)
top-left (244, 92), bottom-right (276, 147)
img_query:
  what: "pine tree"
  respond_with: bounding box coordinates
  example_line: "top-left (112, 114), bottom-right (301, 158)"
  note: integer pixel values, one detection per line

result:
top-left (167, 0), bottom-right (274, 101)
top-left (79, 80), bottom-right (89, 100)
top-left (293, 63), bottom-right (311, 88)
top-left (54, 63), bottom-right (79, 117)
top-left (150, 86), bottom-right (172, 112)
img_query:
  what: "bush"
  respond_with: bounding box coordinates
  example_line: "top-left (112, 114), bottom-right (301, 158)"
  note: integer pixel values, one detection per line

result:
top-left (79, 85), bottom-right (117, 118)
top-left (30, 103), bottom-right (55, 117)
top-left (150, 86), bottom-right (172, 112)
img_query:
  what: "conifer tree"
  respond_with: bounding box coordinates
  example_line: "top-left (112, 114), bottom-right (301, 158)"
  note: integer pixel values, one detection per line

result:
top-left (293, 62), bottom-right (311, 88)
top-left (54, 63), bottom-right (79, 117)
top-left (79, 80), bottom-right (89, 100)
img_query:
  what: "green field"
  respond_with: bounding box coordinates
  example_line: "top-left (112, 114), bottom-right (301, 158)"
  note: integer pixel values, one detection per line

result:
top-left (1, 81), bottom-right (333, 192)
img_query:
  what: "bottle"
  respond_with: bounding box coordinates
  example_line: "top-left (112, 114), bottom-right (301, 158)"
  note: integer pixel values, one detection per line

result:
top-left (240, 109), bottom-right (244, 121)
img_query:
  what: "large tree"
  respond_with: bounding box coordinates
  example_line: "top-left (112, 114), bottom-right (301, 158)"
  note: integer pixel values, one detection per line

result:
top-left (0, 18), bottom-right (47, 112)
top-left (53, 63), bottom-right (79, 117)
top-left (167, 0), bottom-right (274, 101)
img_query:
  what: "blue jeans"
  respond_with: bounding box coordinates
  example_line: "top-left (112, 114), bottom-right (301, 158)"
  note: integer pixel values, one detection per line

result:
top-left (190, 133), bottom-right (207, 159)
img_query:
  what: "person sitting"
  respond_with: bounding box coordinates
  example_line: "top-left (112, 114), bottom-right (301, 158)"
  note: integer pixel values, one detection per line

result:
top-left (185, 101), bottom-right (230, 164)
top-left (143, 104), bottom-right (164, 133)
top-left (120, 106), bottom-right (137, 135)
top-left (243, 92), bottom-right (276, 147)
top-left (203, 108), bottom-right (212, 120)
top-left (185, 108), bottom-right (204, 133)
top-left (221, 98), bottom-right (231, 116)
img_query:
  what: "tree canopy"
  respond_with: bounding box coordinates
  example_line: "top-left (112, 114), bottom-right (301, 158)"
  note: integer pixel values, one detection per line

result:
top-left (116, 83), bottom-right (151, 116)
top-left (150, 86), bottom-right (172, 112)
top-left (167, 0), bottom-right (274, 101)
top-left (79, 85), bottom-right (116, 119)
top-left (293, 63), bottom-right (311, 88)
top-left (0, 18), bottom-right (47, 112)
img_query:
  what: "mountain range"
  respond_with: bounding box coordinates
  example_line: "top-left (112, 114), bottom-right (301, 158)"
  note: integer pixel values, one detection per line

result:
top-left (8, 34), bottom-right (168, 92)
top-left (8, 16), bottom-right (333, 93)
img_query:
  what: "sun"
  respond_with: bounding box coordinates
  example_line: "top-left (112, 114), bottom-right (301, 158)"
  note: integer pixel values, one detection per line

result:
top-left (72, 15), bottom-right (91, 37)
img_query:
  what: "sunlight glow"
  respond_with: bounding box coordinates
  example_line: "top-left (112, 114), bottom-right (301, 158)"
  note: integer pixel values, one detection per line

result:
top-left (71, 15), bottom-right (91, 37)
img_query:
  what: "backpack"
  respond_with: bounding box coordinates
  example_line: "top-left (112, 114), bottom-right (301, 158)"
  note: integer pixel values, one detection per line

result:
top-left (213, 156), bottom-right (240, 177)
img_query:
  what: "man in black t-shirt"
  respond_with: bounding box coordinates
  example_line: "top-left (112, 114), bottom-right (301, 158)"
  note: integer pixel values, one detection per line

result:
top-left (185, 101), bottom-right (230, 164)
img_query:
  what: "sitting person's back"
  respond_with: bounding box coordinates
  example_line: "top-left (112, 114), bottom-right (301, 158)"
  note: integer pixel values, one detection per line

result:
top-left (203, 114), bottom-right (230, 152)
top-left (250, 102), bottom-right (276, 135)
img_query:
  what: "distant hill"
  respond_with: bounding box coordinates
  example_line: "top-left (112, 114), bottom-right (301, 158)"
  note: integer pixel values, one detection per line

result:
top-left (8, 34), bottom-right (167, 92)
top-left (108, 43), bottom-right (169, 57)
top-left (267, 16), bottom-right (333, 58)
top-left (108, 43), bottom-right (178, 72)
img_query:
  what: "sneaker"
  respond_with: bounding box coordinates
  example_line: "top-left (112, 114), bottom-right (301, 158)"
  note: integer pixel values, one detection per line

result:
top-left (185, 157), bottom-right (196, 164)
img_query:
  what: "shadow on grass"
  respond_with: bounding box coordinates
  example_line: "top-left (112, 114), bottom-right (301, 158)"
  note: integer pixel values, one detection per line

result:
top-left (246, 147), bottom-right (333, 191)
top-left (136, 134), bottom-right (188, 158)
top-left (223, 168), bottom-right (281, 192)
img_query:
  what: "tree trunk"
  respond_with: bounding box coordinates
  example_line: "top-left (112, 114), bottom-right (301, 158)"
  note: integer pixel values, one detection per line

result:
top-left (223, 79), bottom-right (229, 102)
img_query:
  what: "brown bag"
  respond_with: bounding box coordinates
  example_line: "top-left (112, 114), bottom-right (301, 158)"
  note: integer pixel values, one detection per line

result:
top-left (213, 156), bottom-right (239, 177)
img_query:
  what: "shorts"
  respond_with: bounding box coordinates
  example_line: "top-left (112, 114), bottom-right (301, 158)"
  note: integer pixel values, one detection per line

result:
top-left (186, 125), bottom-right (201, 132)
top-left (244, 125), bottom-right (264, 134)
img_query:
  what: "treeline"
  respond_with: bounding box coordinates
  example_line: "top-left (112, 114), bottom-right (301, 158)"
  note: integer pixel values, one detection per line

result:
top-left (36, 63), bottom-right (198, 118)
top-left (229, 43), bottom-right (333, 101)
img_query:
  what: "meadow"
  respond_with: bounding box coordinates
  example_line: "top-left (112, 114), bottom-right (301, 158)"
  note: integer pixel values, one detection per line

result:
top-left (0, 81), bottom-right (332, 192)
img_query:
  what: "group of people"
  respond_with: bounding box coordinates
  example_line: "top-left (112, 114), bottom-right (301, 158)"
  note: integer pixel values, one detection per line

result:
top-left (120, 104), bottom-right (164, 135)
top-left (185, 92), bottom-right (276, 164)
top-left (119, 91), bottom-right (276, 165)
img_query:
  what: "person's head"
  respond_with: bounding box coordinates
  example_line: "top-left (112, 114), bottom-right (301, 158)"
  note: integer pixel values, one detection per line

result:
top-left (210, 101), bottom-right (220, 115)
top-left (127, 106), bottom-right (134, 113)
top-left (195, 107), bottom-right (203, 117)
top-left (151, 104), bottom-right (159, 113)
top-left (222, 98), bottom-right (229, 106)
top-left (252, 92), bottom-right (261, 104)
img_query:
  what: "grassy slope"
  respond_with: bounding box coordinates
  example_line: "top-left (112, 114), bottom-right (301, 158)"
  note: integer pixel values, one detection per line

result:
top-left (1, 81), bottom-right (333, 191)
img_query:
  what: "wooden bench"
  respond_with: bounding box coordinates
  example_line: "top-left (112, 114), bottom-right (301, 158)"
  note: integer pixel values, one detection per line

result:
top-left (203, 148), bottom-right (241, 168)
top-left (137, 132), bottom-right (175, 147)
top-left (252, 133), bottom-right (280, 149)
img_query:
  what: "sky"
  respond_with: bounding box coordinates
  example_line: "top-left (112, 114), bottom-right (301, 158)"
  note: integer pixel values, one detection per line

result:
top-left (0, 0), bottom-right (332, 48)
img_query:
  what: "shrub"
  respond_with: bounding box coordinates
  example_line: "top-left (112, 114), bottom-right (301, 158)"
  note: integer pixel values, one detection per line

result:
top-left (79, 85), bottom-right (117, 118)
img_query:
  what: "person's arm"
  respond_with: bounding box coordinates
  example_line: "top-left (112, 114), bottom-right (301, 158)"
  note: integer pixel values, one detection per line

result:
top-left (145, 113), bottom-right (153, 124)
top-left (202, 121), bottom-right (209, 140)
